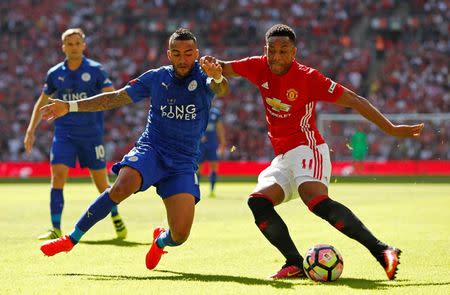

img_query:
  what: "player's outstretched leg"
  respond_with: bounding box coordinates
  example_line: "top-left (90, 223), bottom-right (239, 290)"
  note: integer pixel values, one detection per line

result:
top-left (40, 190), bottom-right (118, 256)
top-left (307, 195), bottom-right (401, 279)
top-left (378, 246), bottom-right (402, 280)
top-left (110, 205), bottom-right (127, 239)
top-left (40, 235), bottom-right (74, 256)
top-left (145, 227), bottom-right (168, 270)
top-left (248, 195), bottom-right (305, 279)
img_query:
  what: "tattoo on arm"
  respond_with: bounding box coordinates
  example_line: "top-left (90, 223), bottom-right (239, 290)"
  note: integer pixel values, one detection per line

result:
top-left (78, 89), bottom-right (133, 112)
top-left (210, 78), bottom-right (229, 97)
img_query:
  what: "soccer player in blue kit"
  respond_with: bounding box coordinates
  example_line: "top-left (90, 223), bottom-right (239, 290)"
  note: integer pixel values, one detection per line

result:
top-left (198, 106), bottom-right (226, 197)
top-left (39, 28), bottom-right (229, 270)
top-left (24, 28), bottom-right (127, 240)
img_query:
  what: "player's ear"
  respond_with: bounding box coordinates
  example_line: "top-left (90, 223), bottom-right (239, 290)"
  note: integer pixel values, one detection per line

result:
top-left (167, 49), bottom-right (172, 61)
top-left (195, 49), bottom-right (199, 60)
top-left (264, 45), bottom-right (268, 56)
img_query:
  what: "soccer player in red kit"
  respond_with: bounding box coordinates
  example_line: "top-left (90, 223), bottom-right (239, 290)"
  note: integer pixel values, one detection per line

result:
top-left (203, 24), bottom-right (424, 280)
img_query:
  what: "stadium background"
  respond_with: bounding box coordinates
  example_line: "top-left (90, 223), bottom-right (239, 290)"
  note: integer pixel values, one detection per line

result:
top-left (0, 0), bottom-right (448, 177)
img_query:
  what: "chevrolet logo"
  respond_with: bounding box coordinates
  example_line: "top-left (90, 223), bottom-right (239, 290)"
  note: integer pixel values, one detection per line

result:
top-left (265, 97), bottom-right (291, 112)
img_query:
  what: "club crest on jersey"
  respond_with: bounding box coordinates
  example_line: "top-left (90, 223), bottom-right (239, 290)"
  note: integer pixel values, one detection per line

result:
top-left (188, 80), bottom-right (198, 91)
top-left (286, 88), bottom-right (298, 101)
top-left (81, 72), bottom-right (91, 82)
top-left (265, 97), bottom-right (291, 112)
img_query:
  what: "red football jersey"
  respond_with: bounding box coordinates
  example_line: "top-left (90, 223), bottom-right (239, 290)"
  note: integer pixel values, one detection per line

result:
top-left (231, 55), bottom-right (344, 155)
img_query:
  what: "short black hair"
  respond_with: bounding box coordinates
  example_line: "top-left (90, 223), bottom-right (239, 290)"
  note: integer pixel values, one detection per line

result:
top-left (265, 24), bottom-right (296, 44)
top-left (169, 28), bottom-right (197, 46)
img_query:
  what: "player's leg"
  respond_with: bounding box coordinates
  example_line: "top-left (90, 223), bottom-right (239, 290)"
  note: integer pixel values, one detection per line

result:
top-left (209, 160), bottom-right (218, 197)
top-left (37, 164), bottom-right (70, 240)
top-left (146, 193), bottom-right (195, 270)
top-left (146, 173), bottom-right (198, 269)
top-left (297, 144), bottom-right (399, 280)
top-left (90, 168), bottom-right (127, 239)
top-left (38, 136), bottom-right (76, 240)
top-left (40, 166), bottom-right (141, 256)
top-left (248, 161), bottom-right (305, 279)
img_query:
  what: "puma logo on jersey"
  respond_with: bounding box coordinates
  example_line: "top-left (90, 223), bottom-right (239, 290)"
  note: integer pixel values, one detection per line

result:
top-left (58, 76), bottom-right (64, 81)
top-left (161, 82), bottom-right (169, 90)
top-left (261, 82), bottom-right (269, 89)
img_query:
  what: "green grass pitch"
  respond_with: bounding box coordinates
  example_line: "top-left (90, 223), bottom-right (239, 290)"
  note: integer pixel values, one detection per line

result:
top-left (0, 182), bottom-right (449, 294)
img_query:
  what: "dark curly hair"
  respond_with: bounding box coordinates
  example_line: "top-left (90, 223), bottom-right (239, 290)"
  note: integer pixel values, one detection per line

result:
top-left (265, 24), bottom-right (296, 44)
top-left (169, 28), bottom-right (197, 46)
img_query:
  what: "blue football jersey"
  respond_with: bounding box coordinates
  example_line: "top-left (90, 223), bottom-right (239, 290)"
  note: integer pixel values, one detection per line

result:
top-left (203, 107), bottom-right (221, 147)
top-left (43, 56), bottom-right (113, 137)
top-left (124, 61), bottom-right (215, 165)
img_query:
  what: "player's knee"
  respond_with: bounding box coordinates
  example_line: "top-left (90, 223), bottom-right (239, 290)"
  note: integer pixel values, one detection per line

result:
top-left (108, 184), bottom-right (133, 203)
top-left (248, 195), bottom-right (274, 219)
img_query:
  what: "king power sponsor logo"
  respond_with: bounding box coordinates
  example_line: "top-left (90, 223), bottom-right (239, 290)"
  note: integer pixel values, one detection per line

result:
top-left (161, 104), bottom-right (197, 120)
top-left (62, 92), bottom-right (88, 101)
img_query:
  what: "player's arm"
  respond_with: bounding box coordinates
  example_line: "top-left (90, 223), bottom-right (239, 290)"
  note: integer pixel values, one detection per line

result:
top-left (216, 120), bottom-right (226, 158)
top-left (335, 87), bottom-right (424, 138)
top-left (24, 92), bottom-right (50, 154)
top-left (102, 86), bottom-right (115, 92)
top-left (200, 57), bottom-right (229, 97)
top-left (200, 56), bottom-right (240, 78)
top-left (40, 89), bottom-right (133, 121)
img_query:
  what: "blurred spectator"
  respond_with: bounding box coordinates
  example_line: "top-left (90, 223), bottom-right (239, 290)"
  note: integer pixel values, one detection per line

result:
top-left (0, 0), bottom-right (448, 162)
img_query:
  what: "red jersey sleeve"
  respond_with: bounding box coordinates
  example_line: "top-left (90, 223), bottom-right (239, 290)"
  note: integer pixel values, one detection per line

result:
top-left (230, 56), bottom-right (265, 85)
top-left (307, 69), bottom-right (344, 103)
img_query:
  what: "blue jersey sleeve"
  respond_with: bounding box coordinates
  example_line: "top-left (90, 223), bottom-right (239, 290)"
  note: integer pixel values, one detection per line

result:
top-left (97, 66), bottom-right (113, 90)
top-left (124, 70), bottom-right (155, 103)
top-left (43, 70), bottom-right (56, 96)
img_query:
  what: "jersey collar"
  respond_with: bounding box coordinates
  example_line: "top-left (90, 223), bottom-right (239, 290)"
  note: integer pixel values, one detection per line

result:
top-left (63, 56), bottom-right (87, 71)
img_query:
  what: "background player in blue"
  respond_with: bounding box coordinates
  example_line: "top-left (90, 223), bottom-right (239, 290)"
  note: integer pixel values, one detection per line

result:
top-left (24, 28), bottom-right (127, 240)
top-left (38, 28), bottom-right (229, 270)
top-left (198, 106), bottom-right (226, 197)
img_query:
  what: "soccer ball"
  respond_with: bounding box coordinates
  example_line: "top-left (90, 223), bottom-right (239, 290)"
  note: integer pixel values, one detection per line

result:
top-left (303, 244), bottom-right (344, 282)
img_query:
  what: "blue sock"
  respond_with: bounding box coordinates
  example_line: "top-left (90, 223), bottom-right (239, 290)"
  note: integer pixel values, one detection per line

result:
top-left (156, 229), bottom-right (181, 248)
top-left (110, 205), bottom-right (118, 217)
top-left (210, 171), bottom-right (217, 191)
top-left (68, 190), bottom-right (117, 244)
top-left (50, 188), bottom-right (64, 229)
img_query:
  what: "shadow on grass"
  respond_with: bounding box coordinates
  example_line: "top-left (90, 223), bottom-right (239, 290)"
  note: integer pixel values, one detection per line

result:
top-left (57, 270), bottom-right (295, 289)
top-left (302, 278), bottom-right (450, 290)
top-left (56, 272), bottom-right (450, 290)
top-left (79, 239), bottom-right (149, 247)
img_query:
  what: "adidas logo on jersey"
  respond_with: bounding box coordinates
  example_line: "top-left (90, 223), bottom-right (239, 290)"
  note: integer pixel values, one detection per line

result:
top-left (261, 82), bottom-right (269, 89)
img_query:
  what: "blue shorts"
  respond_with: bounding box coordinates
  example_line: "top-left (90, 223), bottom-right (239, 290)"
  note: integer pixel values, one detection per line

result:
top-left (199, 143), bottom-right (218, 163)
top-left (51, 135), bottom-right (106, 169)
top-left (112, 146), bottom-right (200, 203)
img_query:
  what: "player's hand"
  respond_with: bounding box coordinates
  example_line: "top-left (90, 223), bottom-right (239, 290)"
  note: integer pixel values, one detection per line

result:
top-left (200, 56), bottom-right (222, 81)
top-left (23, 130), bottom-right (35, 155)
top-left (389, 123), bottom-right (424, 138)
top-left (40, 98), bottom-right (69, 121)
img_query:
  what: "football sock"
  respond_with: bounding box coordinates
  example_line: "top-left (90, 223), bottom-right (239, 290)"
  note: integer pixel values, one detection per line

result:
top-left (110, 205), bottom-right (118, 217)
top-left (50, 188), bottom-right (64, 230)
top-left (69, 190), bottom-right (117, 245)
top-left (248, 194), bottom-right (303, 266)
top-left (210, 171), bottom-right (217, 192)
top-left (156, 229), bottom-right (182, 248)
top-left (308, 195), bottom-right (387, 257)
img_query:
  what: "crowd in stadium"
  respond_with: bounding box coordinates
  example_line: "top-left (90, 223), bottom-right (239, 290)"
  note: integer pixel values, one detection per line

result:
top-left (1, 0), bottom-right (448, 162)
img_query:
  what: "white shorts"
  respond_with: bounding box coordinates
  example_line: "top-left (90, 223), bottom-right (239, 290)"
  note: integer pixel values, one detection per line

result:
top-left (253, 144), bottom-right (331, 203)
